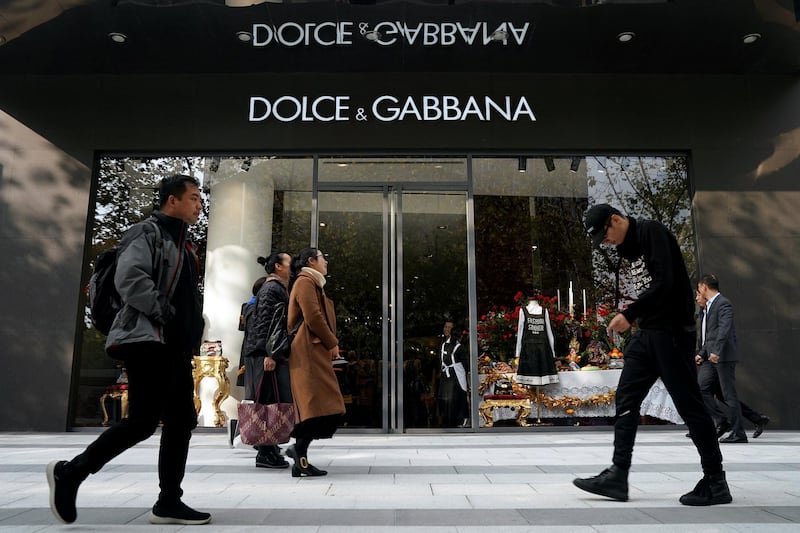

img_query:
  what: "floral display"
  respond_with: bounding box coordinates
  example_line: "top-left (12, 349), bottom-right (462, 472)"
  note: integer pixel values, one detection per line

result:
top-left (476, 291), bottom-right (527, 365)
top-left (477, 291), bottom-right (630, 372)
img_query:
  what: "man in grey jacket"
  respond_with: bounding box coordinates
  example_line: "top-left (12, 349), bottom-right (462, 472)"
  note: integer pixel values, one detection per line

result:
top-left (47, 175), bottom-right (210, 525)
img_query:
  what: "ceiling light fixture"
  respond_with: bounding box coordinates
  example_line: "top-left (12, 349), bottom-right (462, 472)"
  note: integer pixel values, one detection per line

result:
top-left (616, 31), bottom-right (635, 43)
top-left (544, 157), bottom-right (555, 172)
top-left (742, 33), bottom-right (761, 44)
top-left (570, 157), bottom-right (582, 173)
top-left (236, 31), bottom-right (253, 43)
top-left (518, 157), bottom-right (527, 173)
top-left (108, 32), bottom-right (127, 44)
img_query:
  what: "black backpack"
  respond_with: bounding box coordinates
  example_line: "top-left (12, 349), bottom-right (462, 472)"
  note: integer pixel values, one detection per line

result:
top-left (87, 219), bottom-right (162, 336)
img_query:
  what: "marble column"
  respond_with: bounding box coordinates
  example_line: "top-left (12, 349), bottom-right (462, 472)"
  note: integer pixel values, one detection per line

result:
top-left (200, 164), bottom-right (274, 426)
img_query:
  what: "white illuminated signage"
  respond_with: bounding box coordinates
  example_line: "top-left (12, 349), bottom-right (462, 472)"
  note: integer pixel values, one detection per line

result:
top-left (250, 21), bottom-right (530, 47)
top-left (248, 95), bottom-right (536, 123)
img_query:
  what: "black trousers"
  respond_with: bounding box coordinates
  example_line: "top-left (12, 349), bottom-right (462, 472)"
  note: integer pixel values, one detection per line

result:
top-left (698, 360), bottom-right (746, 437)
top-left (613, 329), bottom-right (723, 475)
top-left (71, 342), bottom-right (198, 504)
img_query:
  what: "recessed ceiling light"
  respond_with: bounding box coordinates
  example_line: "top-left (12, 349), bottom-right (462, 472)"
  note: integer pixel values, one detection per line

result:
top-left (108, 32), bottom-right (127, 44)
top-left (319, 222), bottom-right (327, 227)
top-left (742, 33), bottom-right (761, 44)
top-left (616, 32), bottom-right (635, 43)
top-left (236, 31), bottom-right (253, 43)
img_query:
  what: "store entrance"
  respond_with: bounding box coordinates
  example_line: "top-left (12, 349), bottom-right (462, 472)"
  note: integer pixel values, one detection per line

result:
top-left (317, 184), bottom-right (470, 432)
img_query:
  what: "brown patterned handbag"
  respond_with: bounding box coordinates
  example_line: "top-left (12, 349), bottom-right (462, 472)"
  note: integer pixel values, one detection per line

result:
top-left (237, 373), bottom-right (295, 446)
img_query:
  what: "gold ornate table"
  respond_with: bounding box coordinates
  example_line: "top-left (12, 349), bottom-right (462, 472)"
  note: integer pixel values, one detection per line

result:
top-left (479, 397), bottom-right (532, 427)
top-left (191, 355), bottom-right (230, 427)
top-left (100, 388), bottom-right (128, 426)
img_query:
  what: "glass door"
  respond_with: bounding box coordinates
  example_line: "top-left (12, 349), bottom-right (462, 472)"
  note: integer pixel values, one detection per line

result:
top-left (317, 186), bottom-right (469, 432)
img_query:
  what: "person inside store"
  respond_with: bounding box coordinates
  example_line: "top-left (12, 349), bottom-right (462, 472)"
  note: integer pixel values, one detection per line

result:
top-left (243, 252), bottom-right (294, 468)
top-left (437, 318), bottom-right (470, 428)
top-left (285, 248), bottom-right (345, 477)
top-left (47, 175), bottom-right (211, 525)
top-left (573, 204), bottom-right (732, 506)
top-left (692, 288), bottom-right (770, 440)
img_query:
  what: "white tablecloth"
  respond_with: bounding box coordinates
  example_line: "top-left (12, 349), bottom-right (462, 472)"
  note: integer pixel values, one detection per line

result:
top-left (483, 370), bottom-right (683, 424)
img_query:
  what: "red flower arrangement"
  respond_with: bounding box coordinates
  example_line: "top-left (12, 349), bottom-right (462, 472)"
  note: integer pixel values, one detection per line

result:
top-left (476, 295), bottom-right (523, 362)
top-left (478, 292), bottom-right (630, 371)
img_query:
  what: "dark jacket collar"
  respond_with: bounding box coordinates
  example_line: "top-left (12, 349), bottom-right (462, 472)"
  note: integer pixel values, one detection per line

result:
top-left (152, 210), bottom-right (186, 243)
top-left (616, 216), bottom-right (641, 260)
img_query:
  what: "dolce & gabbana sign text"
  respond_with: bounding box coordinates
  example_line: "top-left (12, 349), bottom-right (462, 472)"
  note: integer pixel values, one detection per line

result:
top-left (250, 21), bottom-right (530, 47)
top-left (248, 95), bottom-right (536, 123)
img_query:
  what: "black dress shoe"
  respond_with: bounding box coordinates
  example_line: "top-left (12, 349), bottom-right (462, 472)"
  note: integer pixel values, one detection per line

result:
top-left (753, 416), bottom-right (770, 439)
top-left (719, 433), bottom-right (748, 443)
top-left (255, 448), bottom-right (289, 469)
top-left (715, 423), bottom-right (731, 438)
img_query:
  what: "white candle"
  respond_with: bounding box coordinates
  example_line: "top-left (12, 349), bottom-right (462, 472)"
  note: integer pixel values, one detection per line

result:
top-left (557, 289), bottom-right (561, 311)
top-left (582, 289), bottom-right (587, 316)
top-left (568, 281), bottom-right (574, 314)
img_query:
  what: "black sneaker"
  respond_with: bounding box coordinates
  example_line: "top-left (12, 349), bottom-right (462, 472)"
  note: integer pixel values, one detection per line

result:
top-left (256, 450), bottom-right (289, 469)
top-left (148, 501), bottom-right (212, 525)
top-left (46, 460), bottom-right (84, 524)
top-left (573, 465), bottom-right (629, 501)
top-left (679, 472), bottom-right (733, 506)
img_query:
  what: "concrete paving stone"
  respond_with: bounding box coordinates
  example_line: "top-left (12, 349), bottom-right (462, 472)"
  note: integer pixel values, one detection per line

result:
top-left (519, 507), bottom-right (660, 525)
top-left (395, 474), bottom-right (489, 485)
top-left (640, 506), bottom-right (796, 524)
top-left (266, 508), bottom-right (396, 525)
top-left (431, 483), bottom-right (536, 497)
top-left (396, 508), bottom-right (529, 526)
top-left (2, 431), bottom-right (799, 530)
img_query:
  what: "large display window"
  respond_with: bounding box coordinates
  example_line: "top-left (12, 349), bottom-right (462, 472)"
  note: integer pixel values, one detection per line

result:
top-left (73, 153), bottom-right (693, 430)
top-left (473, 155), bottom-right (693, 427)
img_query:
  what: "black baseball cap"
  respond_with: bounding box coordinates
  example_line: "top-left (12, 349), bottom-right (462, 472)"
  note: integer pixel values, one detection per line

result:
top-left (584, 204), bottom-right (621, 247)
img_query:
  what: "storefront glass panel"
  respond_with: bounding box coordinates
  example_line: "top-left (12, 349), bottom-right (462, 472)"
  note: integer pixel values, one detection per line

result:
top-left (317, 185), bottom-right (469, 431)
top-left (73, 153), bottom-right (692, 431)
top-left (73, 155), bottom-right (312, 427)
top-left (472, 155), bottom-right (692, 428)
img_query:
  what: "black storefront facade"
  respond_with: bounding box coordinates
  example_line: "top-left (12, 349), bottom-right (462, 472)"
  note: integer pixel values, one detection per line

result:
top-left (0, 1), bottom-right (798, 432)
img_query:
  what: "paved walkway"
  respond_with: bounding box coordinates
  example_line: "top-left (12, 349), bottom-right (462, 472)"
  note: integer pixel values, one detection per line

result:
top-left (1, 428), bottom-right (799, 531)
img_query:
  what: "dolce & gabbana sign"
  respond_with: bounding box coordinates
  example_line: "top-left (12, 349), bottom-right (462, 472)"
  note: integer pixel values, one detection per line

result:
top-left (248, 95), bottom-right (536, 123)
top-left (249, 21), bottom-right (531, 47)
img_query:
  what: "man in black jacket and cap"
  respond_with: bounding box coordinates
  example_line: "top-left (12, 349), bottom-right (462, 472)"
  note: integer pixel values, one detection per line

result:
top-left (572, 204), bottom-right (732, 506)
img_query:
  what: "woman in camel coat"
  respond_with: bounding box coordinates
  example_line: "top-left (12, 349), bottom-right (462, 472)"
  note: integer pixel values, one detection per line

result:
top-left (286, 247), bottom-right (345, 477)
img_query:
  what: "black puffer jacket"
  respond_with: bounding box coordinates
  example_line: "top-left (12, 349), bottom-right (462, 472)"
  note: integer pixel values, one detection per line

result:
top-left (244, 276), bottom-right (288, 359)
top-left (243, 276), bottom-right (292, 402)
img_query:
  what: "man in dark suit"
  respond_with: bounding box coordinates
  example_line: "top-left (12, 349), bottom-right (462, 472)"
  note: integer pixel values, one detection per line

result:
top-left (695, 289), bottom-right (770, 439)
top-left (697, 274), bottom-right (747, 443)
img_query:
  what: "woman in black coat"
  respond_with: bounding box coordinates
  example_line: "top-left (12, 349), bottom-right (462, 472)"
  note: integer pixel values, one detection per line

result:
top-left (243, 252), bottom-right (293, 469)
